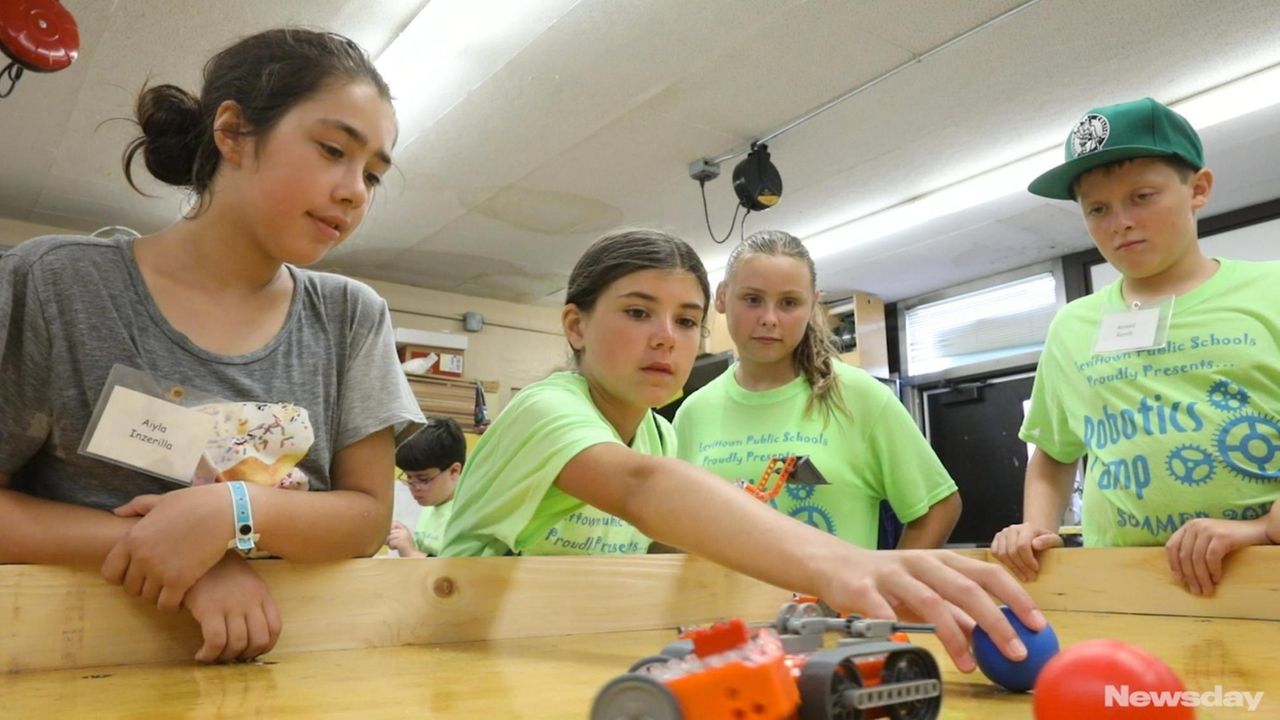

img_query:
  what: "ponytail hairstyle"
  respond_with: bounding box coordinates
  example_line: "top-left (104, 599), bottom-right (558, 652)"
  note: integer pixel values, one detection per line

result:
top-left (724, 230), bottom-right (847, 421)
top-left (122, 28), bottom-right (391, 215)
top-left (565, 228), bottom-right (710, 365)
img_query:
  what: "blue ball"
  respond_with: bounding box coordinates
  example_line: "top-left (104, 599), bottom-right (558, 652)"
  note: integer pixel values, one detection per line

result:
top-left (971, 605), bottom-right (1059, 692)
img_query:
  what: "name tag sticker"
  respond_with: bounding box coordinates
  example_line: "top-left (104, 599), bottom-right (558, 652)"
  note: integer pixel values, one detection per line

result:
top-left (82, 385), bottom-right (216, 484)
top-left (1093, 295), bottom-right (1174, 354)
top-left (1094, 308), bottom-right (1160, 353)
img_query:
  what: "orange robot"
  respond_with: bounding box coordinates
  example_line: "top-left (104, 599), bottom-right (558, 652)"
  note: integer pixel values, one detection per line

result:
top-left (591, 599), bottom-right (942, 720)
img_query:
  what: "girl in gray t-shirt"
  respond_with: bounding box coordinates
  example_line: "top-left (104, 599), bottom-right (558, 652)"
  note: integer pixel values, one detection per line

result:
top-left (0, 28), bottom-right (422, 663)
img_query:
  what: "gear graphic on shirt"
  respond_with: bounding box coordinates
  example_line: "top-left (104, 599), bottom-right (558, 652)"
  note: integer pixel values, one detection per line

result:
top-left (789, 503), bottom-right (836, 534)
top-left (1216, 411), bottom-right (1280, 481)
top-left (1164, 444), bottom-right (1216, 487)
top-left (785, 482), bottom-right (817, 501)
top-left (1207, 379), bottom-right (1250, 413)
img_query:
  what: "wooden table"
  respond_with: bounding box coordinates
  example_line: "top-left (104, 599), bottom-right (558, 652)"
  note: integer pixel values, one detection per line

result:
top-left (3, 549), bottom-right (1279, 719)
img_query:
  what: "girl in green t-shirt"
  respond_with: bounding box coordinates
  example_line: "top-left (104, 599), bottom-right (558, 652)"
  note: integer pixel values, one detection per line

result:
top-left (442, 228), bottom-right (1042, 673)
top-left (673, 230), bottom-right (961, 550)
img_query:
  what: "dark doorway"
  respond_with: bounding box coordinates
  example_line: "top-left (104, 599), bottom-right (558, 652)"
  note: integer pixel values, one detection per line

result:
top-left (923, 372), bottom-right (1036, 545)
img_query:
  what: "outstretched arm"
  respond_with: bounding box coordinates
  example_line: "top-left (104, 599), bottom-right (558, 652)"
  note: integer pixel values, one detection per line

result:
top-left (555, 444), bottom-right (1045, 673)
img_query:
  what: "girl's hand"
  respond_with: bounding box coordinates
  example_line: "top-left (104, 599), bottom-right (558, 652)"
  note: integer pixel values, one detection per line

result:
top-left (822, 549), bottom-right (1045, 673)
top-left (101, 485), bottom-right (235, 612)
top-left (183, 553), bottom-right (283, 663)
top-left (1166, 517), bottom-right (1269, 596)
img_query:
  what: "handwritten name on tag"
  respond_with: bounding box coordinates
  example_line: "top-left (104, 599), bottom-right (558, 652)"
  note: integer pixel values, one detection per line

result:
top-left (1094, 307), bottom-right (1161, 353)
top-left (83, 386), bottom-right (216, 483)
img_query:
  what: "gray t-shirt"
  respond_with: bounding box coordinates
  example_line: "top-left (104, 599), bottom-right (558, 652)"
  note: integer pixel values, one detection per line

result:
top-left (0, 235), bottom-right (425, 510)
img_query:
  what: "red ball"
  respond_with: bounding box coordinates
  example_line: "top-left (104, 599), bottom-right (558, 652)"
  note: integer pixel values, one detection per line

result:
top-left (1034, 639), bottom-right (1194, 719)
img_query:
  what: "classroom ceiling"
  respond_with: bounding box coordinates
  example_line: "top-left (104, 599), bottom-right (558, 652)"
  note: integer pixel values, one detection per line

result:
top-left (3, 0), bottom-right (1280, 305)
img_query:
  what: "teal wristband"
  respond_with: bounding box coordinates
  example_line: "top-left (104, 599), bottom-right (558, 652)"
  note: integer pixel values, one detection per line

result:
top-left (228, 481), bottom-right (258, 553)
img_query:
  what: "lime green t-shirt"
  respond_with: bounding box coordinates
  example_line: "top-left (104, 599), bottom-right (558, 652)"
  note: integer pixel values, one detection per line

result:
top-left (1021, 259), bottom-right (1280, 547)
top-left (412, 499), bottom-right (452, 556)
top-left (672, 362), bottom-right (957, 549)
top-left (414, 491), bottom-right (638, 557)
top-left (439, 372), bottom-right (671, 556)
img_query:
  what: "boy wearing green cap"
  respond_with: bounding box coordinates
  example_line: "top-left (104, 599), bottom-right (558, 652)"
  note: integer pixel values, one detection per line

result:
top-left (992, 97), bottom-right (1280, 594)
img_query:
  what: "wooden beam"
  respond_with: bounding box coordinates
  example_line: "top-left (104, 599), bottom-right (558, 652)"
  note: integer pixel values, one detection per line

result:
top-left (950, 547), bottom-right (1279, 620)
top-left (5, 546), bottom-right (1278, 674)
top-left (1012, 547), bottom-right (1280, 621)
top-left (1, 555), bottom-right (788, 674)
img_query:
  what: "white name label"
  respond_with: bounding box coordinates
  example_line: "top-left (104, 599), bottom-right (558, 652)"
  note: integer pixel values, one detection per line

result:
top-left (1094, 307), bottom-right (1161, 353)
top-left (83, 386), bottom-right (216, 483)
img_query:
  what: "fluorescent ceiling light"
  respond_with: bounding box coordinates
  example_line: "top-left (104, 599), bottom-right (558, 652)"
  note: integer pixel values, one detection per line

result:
top-left (1175, 62), bottom-right (1280, 129)
top-left (706, 61), bottom-right (1280, 275)
top-left (375, 0), bottom-right (580, 147)
top-left (806, 147), bottom-right (1058, 262)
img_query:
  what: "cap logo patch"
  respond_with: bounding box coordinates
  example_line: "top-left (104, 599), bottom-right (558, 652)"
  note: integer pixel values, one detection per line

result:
top-left (1071, 113), bottom-right (1110, 157)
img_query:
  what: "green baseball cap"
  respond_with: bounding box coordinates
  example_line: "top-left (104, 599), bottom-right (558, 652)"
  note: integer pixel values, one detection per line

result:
top-left (1028, 97), bottom-right (1204, 200)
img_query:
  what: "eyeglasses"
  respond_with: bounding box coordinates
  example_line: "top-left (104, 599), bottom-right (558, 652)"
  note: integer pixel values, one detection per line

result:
top-left (404, 470), bottom-right (442, 488)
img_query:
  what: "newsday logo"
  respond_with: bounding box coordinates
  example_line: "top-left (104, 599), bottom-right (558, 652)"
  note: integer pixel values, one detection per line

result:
top-left (1105, 685), bottom-right (1264, 712)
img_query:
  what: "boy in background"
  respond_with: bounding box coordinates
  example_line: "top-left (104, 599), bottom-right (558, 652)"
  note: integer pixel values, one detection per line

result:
top-left (388, 417), bottom-right (466, 557)
top-left (992, 98), bottom-right (1280, 594)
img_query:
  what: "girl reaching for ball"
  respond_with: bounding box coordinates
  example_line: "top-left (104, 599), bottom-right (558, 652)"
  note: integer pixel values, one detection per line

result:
top-left (440, 228), bottom-right (1045, 672)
